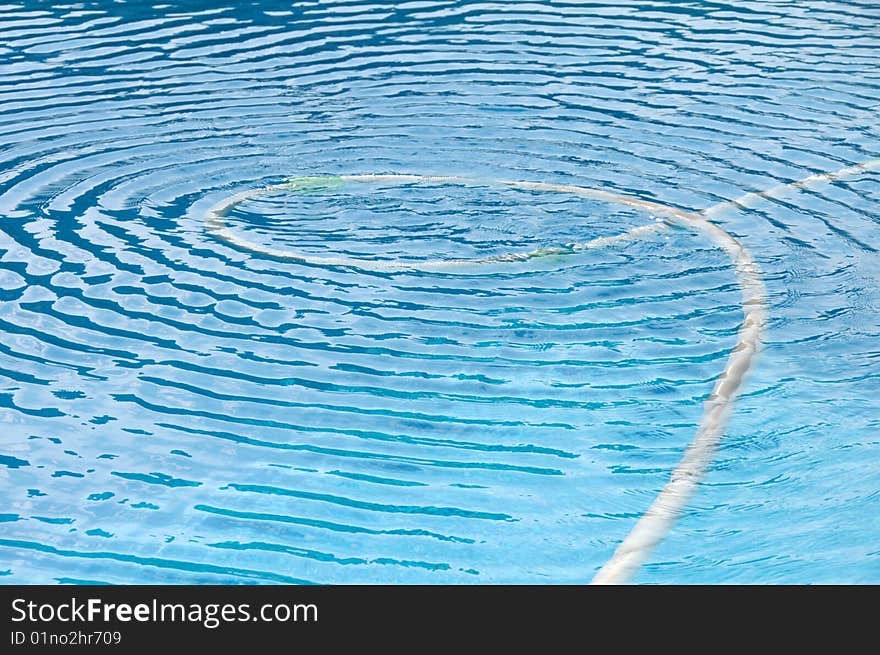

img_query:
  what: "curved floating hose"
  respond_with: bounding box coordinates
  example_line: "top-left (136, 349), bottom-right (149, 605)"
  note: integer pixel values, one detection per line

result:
top-left (204, 162), bottom-right (876, 583)
top-left (205, 175), bottom-right (668, 272)
top-left (592, 159), bottom-right (877, 584)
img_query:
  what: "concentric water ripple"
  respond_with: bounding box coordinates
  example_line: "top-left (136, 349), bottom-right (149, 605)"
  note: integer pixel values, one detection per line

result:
top-left (1, 0), bottom-right (878, 584)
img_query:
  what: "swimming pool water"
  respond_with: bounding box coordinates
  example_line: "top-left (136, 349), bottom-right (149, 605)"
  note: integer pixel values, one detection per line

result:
top-left (0, 0), bottom-right (878, 584)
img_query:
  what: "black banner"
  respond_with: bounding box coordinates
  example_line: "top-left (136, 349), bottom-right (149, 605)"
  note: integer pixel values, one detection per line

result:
top-left (0, 585), bottom-right (873, 649)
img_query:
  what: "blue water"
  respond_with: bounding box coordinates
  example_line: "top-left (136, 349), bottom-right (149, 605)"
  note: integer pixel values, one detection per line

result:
top-left (1, 0), bottom-right (878, 584)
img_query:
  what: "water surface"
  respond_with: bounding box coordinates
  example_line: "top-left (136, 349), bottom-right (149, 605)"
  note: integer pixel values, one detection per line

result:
top-left (0, 0), bottom-right (878, 583)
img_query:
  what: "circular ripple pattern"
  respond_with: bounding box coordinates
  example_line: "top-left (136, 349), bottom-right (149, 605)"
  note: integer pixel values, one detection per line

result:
top-left (1, 0), bottom-right (879, 584)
